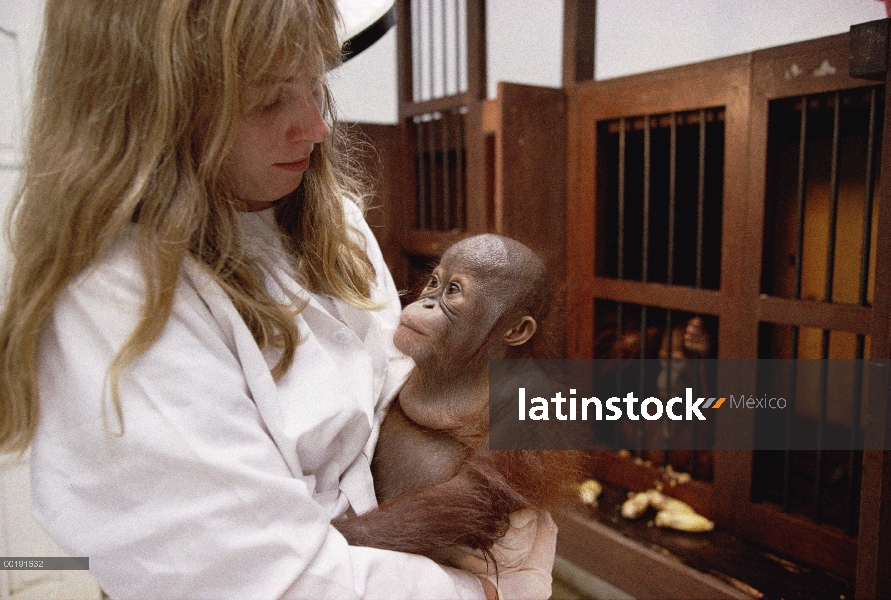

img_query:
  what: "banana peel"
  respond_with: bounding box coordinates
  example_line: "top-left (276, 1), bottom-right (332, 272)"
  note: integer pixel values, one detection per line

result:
top-left (578, 479), bottom-right (603, 507)
top-left (620, 488), bottom-right (715, 532)
top-left (655, 510), bottom-right (715, 532)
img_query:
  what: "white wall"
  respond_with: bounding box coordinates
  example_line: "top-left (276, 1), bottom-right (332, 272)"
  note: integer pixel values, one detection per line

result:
top-left (0, 2), bottom-right (103, 597)
top-left (329, 0), bottom-right (888, 124)
top-left (0, 0), bottom-right (45, 287)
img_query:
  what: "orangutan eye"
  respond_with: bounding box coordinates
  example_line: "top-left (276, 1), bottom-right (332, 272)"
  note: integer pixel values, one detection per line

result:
top-left (426, 275), bottom-right (439, 289)
top-left (446, 282), bottom-right (461, 294)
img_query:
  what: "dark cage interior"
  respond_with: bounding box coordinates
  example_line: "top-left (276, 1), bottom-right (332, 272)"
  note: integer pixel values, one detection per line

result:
top-left (595, 109), bottom-right (724, 289)
top-left (751, 87), bottom-right (883, 538)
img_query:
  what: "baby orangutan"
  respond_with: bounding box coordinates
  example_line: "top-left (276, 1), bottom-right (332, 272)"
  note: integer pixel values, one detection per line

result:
top-left (333, 234), bottom-right (582, 557)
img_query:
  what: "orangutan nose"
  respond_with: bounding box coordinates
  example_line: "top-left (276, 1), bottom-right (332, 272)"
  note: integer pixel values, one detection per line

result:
top-left (421, 298), bottom-right (435, 309)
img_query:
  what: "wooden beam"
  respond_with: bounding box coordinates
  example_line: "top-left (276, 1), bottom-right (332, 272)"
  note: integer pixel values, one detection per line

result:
top-left (400, 93), bottom-right (470, 118)
top-left (466, 0), bottom-right (487, 101)
top-left (556, 512), bottom-right (751, 600)
top-left (562, 0), bottom-right (597, 86)
top-left (396, 0), bottom-right (413, 115)
top-left (857, 27), bottom-right (891, 597)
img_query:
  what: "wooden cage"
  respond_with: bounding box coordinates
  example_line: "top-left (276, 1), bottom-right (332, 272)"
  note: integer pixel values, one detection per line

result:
top-left (355, 2), bottom-right (891, 597)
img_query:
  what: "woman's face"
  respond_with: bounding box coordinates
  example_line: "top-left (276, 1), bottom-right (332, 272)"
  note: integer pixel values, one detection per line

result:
top-left (224, 74), bottom-right (331, 210)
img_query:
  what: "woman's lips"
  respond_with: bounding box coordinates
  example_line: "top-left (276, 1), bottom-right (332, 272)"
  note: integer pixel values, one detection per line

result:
top-left (274, 157), bottom-right (310, 172)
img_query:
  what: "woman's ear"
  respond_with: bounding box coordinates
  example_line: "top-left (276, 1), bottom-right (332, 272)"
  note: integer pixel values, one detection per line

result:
top-left (503, 316), bottom-right (537, 347)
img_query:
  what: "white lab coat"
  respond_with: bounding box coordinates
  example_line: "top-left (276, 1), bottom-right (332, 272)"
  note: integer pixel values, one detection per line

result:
top-left (30, 202), bottom-right (484, 600)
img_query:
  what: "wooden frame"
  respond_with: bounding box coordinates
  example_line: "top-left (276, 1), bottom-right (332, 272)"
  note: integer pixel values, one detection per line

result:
top-left (374, 2), bottom-right (891, 596)
top-left (564, 30), bottom-right (891, 593)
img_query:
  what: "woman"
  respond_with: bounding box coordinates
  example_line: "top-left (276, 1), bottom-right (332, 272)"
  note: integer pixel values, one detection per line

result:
top-left (0, 0), bottom-right (554, 598)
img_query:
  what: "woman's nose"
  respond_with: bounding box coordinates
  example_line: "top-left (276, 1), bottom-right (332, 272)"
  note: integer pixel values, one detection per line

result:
top-left (286, 95), bottom-right (330, 144)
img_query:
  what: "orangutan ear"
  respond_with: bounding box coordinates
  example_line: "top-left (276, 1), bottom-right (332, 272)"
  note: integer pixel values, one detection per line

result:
top-left (503, 316), bottom-right (537, 347)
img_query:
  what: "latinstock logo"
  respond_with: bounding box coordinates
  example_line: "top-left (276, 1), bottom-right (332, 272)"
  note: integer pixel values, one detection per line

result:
top-left (487, 358), bottom-right (832, 451)
top-left (516, 388), bottom-right (730, 422)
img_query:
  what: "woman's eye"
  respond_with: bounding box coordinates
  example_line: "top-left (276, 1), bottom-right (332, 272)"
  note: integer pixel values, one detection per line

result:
top-left (312, 79), bottom-right (325, 106)
top-left (262, 96), bottom-right (281, 111)
top-left (257, 86), bottom-right (284, 112)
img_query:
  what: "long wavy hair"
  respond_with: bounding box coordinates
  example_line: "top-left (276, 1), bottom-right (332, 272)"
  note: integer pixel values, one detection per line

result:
top-left (0, 0), bottom-right (378, 452)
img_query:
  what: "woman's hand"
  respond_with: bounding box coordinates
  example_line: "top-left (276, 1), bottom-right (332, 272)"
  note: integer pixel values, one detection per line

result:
top-left (443, 508), bottom-right (557, 600)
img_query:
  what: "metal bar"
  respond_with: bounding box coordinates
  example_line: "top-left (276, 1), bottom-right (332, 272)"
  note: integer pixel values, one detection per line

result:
top-left (442, 0), bottom-right (449, 97)
top-left (824, 91), bottom-right (841, 305)
top-left (411, 0), bottom-right (419, 102)
top-left (637, 304), bottom-right (648, 456)
top-left (618, 118), bottom-right (626, 281)
top-left (637, 115), bottom-right (652, 456)
top-left (616, 118), bottom-right (626, 350)
top-left (668, 113), bottom-right (676, 285)
top-left (642, 115), bottom-right (651, 284)
top-left (696, 109), bottom-right (706, 289)
top-left (457, 110), bottom-right (465, 229)
top-left (815, 334), bottom-right (830, 524)
top-left (428, 0), bottom-right (435, 99)
top-left (783, 96), bottom-right (809, 512)
top-left (455, 0), bottom-right (463, 92)
top-left (428, 114), bottom-right (438, 229)
top-left (793, 97), bottom-right (809, 301)
top-left (416, 118), bottom-right (427, 229)
top-left (663, 113), bottom-right (677, 469)
top-left (847, 342), bottom-right (865, 536)
top-left (860, 87), bottom-right (879, 307)
top-left (692, 110), bottom-right (704, 475)
top-left (442, 112), bottom-right (451, 229)
top-left (663, 310), bottom-right (674, 467)
top-left (813, 92), bottom-right (842, 524)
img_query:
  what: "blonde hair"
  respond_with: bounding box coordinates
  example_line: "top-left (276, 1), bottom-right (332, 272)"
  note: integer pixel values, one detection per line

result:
top-left (0, 0), bottom-right (378, 452)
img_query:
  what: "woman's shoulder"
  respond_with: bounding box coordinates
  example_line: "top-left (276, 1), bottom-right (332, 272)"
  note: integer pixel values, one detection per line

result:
top-left (58, 233), bottom-right (210, 329)
top-left (64, 234), bottom-right (148, 311)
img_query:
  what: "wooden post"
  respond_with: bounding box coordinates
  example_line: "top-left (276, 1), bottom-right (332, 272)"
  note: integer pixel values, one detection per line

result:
top-left (856, 66), bottom-right (891, 600)
top-left (562, 0), bottom-right (597, 87)
top-left (464, 0), bottom-right (488, 233)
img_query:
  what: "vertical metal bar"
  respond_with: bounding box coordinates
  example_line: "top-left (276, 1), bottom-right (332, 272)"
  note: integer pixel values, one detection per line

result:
top-left (416, 118), bottom-right (427, 229)
top-left (663, 310), bottom-right (673, 468)
top-left (662, 113), bottom-right (677, 467)
top-left (815, 338), bottom-right (830, 524)
top-left (618, 119), bottom-right (626, 279)
top-left (642, 115), bottom-right (651, 285)
top-left (793, 97), bottom-right (809, 301)
top-left (428, 115), bottom-right (439, 229)
top-left (813, 92), bottom-right (842, 524)
top-left (616, 119), bottom-right (627, 451)
top-left (442, 0), bottom-right (449, 96)
top-left (637, 116), bottom-right (652, 457)
top-left (783, 96), bottom-right (809, 512)
top-left (442, 112), bottom-right (451, 229)
top-left (428, 0), bottom-right (435, 99)
top-left (691, 109), bottom-right (707, 477)
top-left (455, 0), bottom-right (462, 93)
top-left (847, 88), bottom-right (879, 535)
top-left (848, 348), bottom-right (865, 536)
top-left (824, 92), bottom-right (842, 305)
top-left (457, 111), bottom-right (465, 229)
top-left (696, 109), bottom-right (706, 289)
top-left (411, 0), bottom-right (422, 102)
top-left (859, 90), bottom-right (879, 307)
top-left (617, 119), bottom-right (626, 338)
top-left (668, 113), bottom-right (677, 285)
